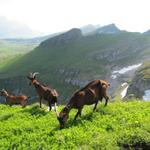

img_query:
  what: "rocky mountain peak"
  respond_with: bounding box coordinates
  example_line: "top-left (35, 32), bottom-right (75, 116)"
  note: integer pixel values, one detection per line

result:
top-left (96, 23), bottom-right (121, 34)
top-left (40, 28), bottom-right (82, 47)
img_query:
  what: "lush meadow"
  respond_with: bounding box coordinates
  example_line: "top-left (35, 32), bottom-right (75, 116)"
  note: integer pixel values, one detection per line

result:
top-left (0, 100), bottom-right (150, 149)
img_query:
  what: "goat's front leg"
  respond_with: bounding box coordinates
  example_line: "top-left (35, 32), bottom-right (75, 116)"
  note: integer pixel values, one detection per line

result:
top-left (93, 101), bottom-right (98, 112)
top-left (39, 97), bottom-right (42, 108)
top-left (48, 101), bottom-right (52, 111)
top-left (104, 93), bottom-right (109, 106)
top-left (54, 102), bottom-right (57, 112)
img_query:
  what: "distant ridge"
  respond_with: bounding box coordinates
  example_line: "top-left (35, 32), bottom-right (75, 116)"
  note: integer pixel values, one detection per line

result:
top-left (40, 28), bottom-right (82, 47)
top-left (80, 24), bottom-right (100, 35)
top-left (143, 29), bottom-right (150, 35)
top-left (94, 23), bottom-right (121, 34)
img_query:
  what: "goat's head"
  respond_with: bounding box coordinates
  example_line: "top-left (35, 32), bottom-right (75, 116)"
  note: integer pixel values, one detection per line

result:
top-left (0, 89), bottom-right (8, 97)
top-left (27, 72), bottom-right (39, 86)
top-left (57, 107), bottom-right (69, 129)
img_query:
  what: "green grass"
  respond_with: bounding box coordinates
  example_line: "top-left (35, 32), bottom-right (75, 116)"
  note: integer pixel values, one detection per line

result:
top-left (0, 100), bottom-right (150, 149)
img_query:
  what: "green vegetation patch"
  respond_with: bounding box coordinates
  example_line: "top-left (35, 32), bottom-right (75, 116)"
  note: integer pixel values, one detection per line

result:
top-left (137, 61), bottom-right (150, 79)
top-left (0, 101), bottom-right (150, 149)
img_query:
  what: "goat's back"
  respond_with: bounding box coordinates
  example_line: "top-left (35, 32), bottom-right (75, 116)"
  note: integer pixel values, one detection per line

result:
top-left (6, 95), bottom-right (28, 104)
top-left (69, 79), bottom-right (110, 108)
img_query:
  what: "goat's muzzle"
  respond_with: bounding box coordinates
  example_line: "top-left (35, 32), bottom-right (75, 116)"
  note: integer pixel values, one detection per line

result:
top-left (57, 117), bottom-right (65, 129)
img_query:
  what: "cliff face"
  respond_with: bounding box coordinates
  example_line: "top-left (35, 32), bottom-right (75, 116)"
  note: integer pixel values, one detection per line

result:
top-left (126, 62), bottom-right (150, 99)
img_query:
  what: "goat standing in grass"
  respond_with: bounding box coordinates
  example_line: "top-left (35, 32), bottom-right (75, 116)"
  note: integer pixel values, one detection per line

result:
top-left (56, 79), bottom-right (110, 129)
top-left (27, 72), bottom-right (59, 111)
top-left (0, 89), bottom-right (28, 108)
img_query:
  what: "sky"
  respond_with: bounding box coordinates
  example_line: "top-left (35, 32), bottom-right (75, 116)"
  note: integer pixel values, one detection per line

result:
top-left (0, 0), bottom-right (149, 34)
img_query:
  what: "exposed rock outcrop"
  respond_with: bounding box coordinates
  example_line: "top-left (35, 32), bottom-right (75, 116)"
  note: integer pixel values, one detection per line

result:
top-left (126, 62), bottom-right (150, 99)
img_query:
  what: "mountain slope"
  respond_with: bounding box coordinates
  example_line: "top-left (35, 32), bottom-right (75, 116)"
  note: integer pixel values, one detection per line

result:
top-left (0, 28), bottom-right (150, 101)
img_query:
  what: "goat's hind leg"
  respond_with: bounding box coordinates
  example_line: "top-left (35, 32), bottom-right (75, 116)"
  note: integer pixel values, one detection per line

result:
top-left (21, 101), bottom-right (27, 108)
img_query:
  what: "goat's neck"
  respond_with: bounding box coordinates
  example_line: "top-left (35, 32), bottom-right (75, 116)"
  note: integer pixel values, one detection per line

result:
top-left (65, 102), bottom-right (73, 113)
top-left (33, 80), bottom-right (41, 89)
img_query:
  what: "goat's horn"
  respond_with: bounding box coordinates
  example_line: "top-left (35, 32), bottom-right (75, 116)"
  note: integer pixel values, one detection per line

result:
top-left (32, 72), bottom-right (39, 78)
top-left (54, 103), bottom-right (59, 117)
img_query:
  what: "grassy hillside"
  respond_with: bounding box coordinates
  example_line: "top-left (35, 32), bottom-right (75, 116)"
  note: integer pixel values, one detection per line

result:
top-left (0, 100), bottom-right (150, 149)
top-left (0, 30), bottom-right (150, 101)
top-left (0, 40), bottom-right (37, 69)
top-left (2, 32), bottom-right (150, 74)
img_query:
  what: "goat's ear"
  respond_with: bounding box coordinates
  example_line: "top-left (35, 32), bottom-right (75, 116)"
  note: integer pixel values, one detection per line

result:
top-left (1, 89), bottom-right (6, 92)
top-left (32, 72), bottom-right (39, 79)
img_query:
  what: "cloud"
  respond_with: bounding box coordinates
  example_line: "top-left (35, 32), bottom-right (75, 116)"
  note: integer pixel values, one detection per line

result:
top-left (0, 16), bottom-right (41, 38)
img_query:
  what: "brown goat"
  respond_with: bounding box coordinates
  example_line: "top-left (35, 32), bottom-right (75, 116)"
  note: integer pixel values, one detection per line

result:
top-left (0, 89), bottom-right (28, 108)
top-left (56, 79), bottom-right (110, 129)
top-left (27, 72), bottom-right (59, 111)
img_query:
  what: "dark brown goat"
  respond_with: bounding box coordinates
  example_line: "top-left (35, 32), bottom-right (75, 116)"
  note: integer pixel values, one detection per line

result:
top-left (27, 72), bottom-right (59, 111)
top-left (0, 89), bottom-right (28, 108)
top-left (56, 79), bottom-right (110, 129)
